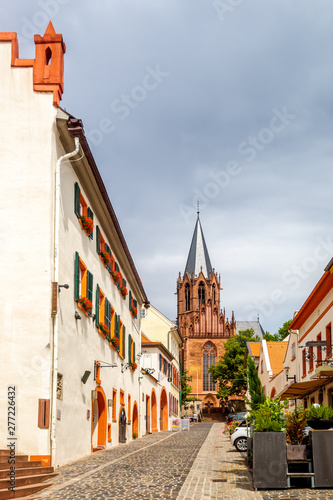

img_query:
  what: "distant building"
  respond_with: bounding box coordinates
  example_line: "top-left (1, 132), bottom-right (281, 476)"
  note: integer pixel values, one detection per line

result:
top-left (177, 213), bottom-right (236, 407)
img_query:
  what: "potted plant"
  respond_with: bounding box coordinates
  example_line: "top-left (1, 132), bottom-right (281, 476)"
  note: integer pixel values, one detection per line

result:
top-left (132, 432), bottom-right (138, 439)
top-left (78, 296), bottom-right (93, 314)
top-left (80, 215), bottom-right (94, 235)
top-left (130, 305), bottom-right (137, 318)
top-left (306, 404), bottom-right (333, 430)
top-left (284, 406), bottom-right (307, 460)
top-left (120, 286), bottom-right (128, 298)
top-left (100, 251), bottom-right (111, 267)
top-left (129, 361), bottom-right (137, 371)
top-left (110, 336), bottom-right (120, 349)
top-left (98, 322), bottom-right (110, 336)
top-left (251, 397), bottom-right (289, 490)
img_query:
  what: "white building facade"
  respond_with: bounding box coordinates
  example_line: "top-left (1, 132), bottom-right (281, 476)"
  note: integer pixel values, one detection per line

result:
top-left (0, 23), bottom-right (150, 467)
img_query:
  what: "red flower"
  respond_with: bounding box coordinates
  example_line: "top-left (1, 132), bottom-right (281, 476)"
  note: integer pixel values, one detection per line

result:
top-left (80, 216), bottom-right (94, 233)
top-left (131, 306), bottom-right (137, 317)
top-left (100, 251), bottom-right (111, 267)
top-left (78, 296), bottom-right (93, 313)
top-left (111, 336), bottom-right (120, 347)
top-left (120, 286), bottom-right (128, 298)
top-left (99, 322), bottom-right (110, 335)
top-left (130, 362), bottom-right (137, 371)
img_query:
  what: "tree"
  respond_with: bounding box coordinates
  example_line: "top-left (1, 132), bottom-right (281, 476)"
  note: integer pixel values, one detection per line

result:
top-left (263, 319), bottom-right (292, 341)
top-left (247, 355), bottom-right (265, 411)
top-left (209, 329), bottom-right (261, 402)
top-left (180, 371), bottom-right (192, 403)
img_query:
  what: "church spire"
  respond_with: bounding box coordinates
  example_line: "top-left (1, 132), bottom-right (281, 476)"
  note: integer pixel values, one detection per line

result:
top-left (184, 215), bottom-right (213, 279)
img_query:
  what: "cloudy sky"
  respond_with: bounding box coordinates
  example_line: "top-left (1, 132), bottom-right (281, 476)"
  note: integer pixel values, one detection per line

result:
top-left (2, 1), bottom-right (333, 334)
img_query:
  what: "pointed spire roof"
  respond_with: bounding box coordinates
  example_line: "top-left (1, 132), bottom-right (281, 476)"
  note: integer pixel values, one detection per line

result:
top-left (184, 214), bottom-right (213, 279)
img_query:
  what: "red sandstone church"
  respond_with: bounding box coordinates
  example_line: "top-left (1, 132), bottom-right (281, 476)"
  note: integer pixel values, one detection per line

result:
top-left (177, 213), bottom-right (264, 408)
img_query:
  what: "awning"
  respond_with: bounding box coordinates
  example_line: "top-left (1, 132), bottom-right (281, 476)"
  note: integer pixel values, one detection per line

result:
top-left (276, 377), bottom-right (333, 400)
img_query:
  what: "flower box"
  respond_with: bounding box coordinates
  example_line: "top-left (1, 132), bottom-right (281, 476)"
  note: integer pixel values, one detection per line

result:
top-left (99, 322), bottom-right (110, 336)
top-left (78, 296), bottom-right (93, 313)
top-left (80, 216), bottom-right (94, 236)
top-left (110, 336), bottom-right (120, 349)
top-left (130, 306), bottom-right (137, 318)
top-left (120, 286), bottom-right (128, 298)
top-left (111, 270), bottom-right (122, 285)
top-left (129, 362), bottom-right (137, 371)
top-left (100, 251), bottom-right (111, 267)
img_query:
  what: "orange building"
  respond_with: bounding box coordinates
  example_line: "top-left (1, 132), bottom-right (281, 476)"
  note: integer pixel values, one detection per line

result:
top-left (177, 214), bottom-right (236, 407)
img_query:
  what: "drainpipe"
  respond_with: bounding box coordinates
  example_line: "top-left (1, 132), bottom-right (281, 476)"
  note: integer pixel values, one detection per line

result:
top-left (51, 137), bottom-right (80, 466)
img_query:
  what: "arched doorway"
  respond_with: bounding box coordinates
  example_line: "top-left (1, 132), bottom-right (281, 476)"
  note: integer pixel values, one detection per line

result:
top-left (91, 386), bottom-right (107, 450)
top-left (119, 407), bottom-right (127, 444)
top-left (160, 387), bottom-right (168, 431)
top-left (151, 389), bottom-right (158, 432)
top-left (132, 402), bottom-right (139, 438)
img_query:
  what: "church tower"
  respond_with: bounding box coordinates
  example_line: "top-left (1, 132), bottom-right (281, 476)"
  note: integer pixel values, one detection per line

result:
top-left (177, 213), bottom-right (236, 408)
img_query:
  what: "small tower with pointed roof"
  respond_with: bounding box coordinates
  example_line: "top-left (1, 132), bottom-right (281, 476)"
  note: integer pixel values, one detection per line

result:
top-left (177, 212), bottom-right (236, 408)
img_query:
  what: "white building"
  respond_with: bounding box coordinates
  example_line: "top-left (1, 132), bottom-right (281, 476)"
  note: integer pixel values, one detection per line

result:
top-left (0, 23), bottom-right (151, 467)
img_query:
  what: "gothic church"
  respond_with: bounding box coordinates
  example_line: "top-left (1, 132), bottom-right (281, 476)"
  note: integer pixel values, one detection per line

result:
top-left (177, 214), bottom-right (236, 407)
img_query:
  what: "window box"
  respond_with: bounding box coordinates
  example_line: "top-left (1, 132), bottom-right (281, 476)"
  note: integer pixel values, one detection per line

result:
top-left (129, 362), bottom-right (137, 371)
top-left (99, 322), bottom-right (110, 336)
top-left (78, 296), bottom-right (93, 314)
top-left (130, 306), bottom-right (137, 318)
top-left (100, 251), bottom-right (111, 268)
top-left (120, 286), bottom-right (128, 299)
top-left (79, 215), bottom-right (94, 237)
top-left (111, 270), bottom-right (122, 285)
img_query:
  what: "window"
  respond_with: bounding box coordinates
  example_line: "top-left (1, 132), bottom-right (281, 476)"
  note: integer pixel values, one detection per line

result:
top-left (198, 281), bottom-right (205, 306)
top-left (112, 389), bottom-right (117, 422)
top-left (74, 182), bottom-right (94, 240)
top-left (316, 333), bottom-right (322, 366)
top-left (185, 284), bottom-right (190, 311)
top-left (326, 323), bottom-right (332, 359)
top-left (128, 334), bottom-right (136, 365)
top-left (74, 252), bottom-right (93, 316)
top-left (309, 346), bottom-right (314, 372)
top-left (96, 225), bottom-right (112, 271)
top-left (129, 290), bottom-right (138, 318)
top-left (302, 348), bottom-right (306, 377)
top-left (203, 343), bottom-right (216, 391)
top-left (291, 343), bottom-right (296, 360)
top-left (260, 360), bottom-right (263, 374)
top-left (114, 315), bottom-right (125, 358)
top-left (128, 394), bottom-right (131, 422)
top-left (120, 390), bottom-right (125, 407)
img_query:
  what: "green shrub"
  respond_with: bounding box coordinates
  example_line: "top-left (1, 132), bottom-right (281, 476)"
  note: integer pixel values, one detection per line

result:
top-left (252, 397), bottom-right (288, 432)
top-left (284, 406), bottom-right (307, 444)
top-left (306, 404), bottom-right (333, 421)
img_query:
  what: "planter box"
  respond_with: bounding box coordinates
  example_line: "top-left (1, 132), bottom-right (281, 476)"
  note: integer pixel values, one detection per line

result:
top-left (253, 432), bottom-right (287, 490)
top-left (286, 444), bottom-right (307, 461)
top-left (312, 430), bottom-right (333, 487)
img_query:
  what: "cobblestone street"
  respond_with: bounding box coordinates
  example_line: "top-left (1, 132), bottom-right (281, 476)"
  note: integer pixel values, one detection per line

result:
top-left (31, 423), bottom-right (333, 500)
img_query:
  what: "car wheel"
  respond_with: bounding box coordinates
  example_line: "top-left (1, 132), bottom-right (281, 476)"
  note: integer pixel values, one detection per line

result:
top-left (234, 437), bottom-right (247, 452)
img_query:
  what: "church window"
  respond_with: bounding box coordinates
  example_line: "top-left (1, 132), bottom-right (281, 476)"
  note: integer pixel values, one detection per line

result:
top-left (185, 284), bottom-right (190, 311)
top-left (212, 284), bottom-right (216, 304)
top-left (198, 281), bottom-right (205, 307)
top-left (203, 343), bottom-right (216, 391)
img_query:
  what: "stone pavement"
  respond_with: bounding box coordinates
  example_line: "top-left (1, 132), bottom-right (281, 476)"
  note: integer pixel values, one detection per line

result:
top-left (29, 422), bottom-right (333, 500)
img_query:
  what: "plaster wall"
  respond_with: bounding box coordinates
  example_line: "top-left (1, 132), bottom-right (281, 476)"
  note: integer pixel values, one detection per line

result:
top-left (0, 42), bottom-right (57, 455)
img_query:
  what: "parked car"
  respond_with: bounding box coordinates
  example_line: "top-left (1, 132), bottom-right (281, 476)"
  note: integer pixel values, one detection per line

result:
top-left (231, 423), bottom-right (251, 452)
top-left (227, 413), bottom-right (236, 423)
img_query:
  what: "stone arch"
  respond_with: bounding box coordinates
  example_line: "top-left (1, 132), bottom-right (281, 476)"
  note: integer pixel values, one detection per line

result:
top-left (91, 385), bottom-right (107, 449)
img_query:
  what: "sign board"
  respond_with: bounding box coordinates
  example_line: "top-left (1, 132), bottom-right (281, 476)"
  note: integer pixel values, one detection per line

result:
top-left (172, 418), bottom-right (181, 431)
top-left (181, 418), bottom-right (190, 431)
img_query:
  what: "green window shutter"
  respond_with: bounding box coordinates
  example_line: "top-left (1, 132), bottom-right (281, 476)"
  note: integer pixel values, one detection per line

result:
top-left (133, 341), bottom-right (136, 363)
top-left (87, 271), bottom-right (93, 315)
top-left (74, 251), bottom-right (80, 300)
top-left (95, 284), bottom-right (100, 326)
top-left (87, 207), bottom-right (94, 240)
top-left (122, 278), bottom-right (126, 288)
top-left (105, 298), bottom-right (111, 330)
top-left (96, 226), bottom-right (100, 254)
top-left (74, 183), bottom-right (80, 217)
top-left (116, 315), bottom-right (120, 352)
top-left (105, 243), bottom-right (111, 271)
top-left (114, 312), bottom-right (118, 338)
top-left (115, 262), bottom-right (119, 272)
top-left (129, 290), bottom-right (132, 309)
top-left (133, 299), bottom-right (137, 318)
top-left (128, 334), bottom-right (132, 363)
top-left (122, 325), bottom-right (126, 359)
